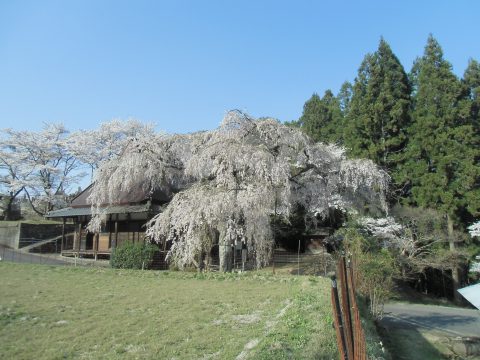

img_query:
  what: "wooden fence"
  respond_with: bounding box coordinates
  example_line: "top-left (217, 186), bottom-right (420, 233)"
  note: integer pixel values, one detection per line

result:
top-left (331, 255), bottom-right (367, 360)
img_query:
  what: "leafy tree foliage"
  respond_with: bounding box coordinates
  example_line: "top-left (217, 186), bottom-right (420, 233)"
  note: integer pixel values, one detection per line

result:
top-left (337, 81), bottom-right (353, 119)
top-left (350, 207), bottom-right (469, 303)
top-left (296, 36), bottom-right (479, 228)
top-left (295, 35), bottom-right (479, 299)
top-left (401, 36), bottom-right (480, 224)
top-left (403, 37), bottom-right (480, 302)
top-left (337, 224), bottom-right (397, 318)
top-left (345, 38), bottom-right (411, 174)
top-left (463, 58), bottom-right (480, 125)
top-left (297, 91), bottom-right (343, 144)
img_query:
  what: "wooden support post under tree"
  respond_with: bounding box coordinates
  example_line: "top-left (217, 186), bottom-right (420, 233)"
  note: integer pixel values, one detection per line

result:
top-left (114, 217), bottom-right (118, 249)
top-left (61, 217), bottom-right (65, 254)
top-left (126, 213), bottom-right (130, 242)
top-left (94, 233), bottom-right (98, 261)
top-left (72, 222), bottom-right (78, 253)
top-left (77, 223), bottom-right (82, 255)
top-left (108, 214), bottom-right (112, 249)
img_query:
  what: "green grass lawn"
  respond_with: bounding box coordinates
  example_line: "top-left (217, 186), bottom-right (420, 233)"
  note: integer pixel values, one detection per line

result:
top-left (0, 262), bottom-right (341, 359)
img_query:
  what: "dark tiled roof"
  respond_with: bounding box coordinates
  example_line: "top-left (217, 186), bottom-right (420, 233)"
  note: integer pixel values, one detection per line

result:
top-left (71, 183), bottom-right (170, 207)
top-left (46, 204), bottom-right (151, 218)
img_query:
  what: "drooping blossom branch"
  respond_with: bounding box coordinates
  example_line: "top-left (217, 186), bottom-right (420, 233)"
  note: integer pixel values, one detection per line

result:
top-left (89, 110), bottom-right (389, 269)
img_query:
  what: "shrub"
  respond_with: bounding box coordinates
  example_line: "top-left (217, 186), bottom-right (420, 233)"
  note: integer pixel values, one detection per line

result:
top-left (110, 242), bottom-right (158, 269)
top-left (337, 224), bottom-right (398, 318)
top-left (356, 249), bottom-right (396, 318)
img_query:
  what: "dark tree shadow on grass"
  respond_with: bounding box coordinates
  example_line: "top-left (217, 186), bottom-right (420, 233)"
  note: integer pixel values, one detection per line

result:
top-left (377, 322), bottom-right (448, 360)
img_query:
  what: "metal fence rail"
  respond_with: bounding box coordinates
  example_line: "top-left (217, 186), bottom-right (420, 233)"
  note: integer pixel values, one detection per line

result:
top-left (0, 243), bottom-right (173, 269)
top-left (1, 241), bottom-right (337, 276)
top-left (0, 244), bottom-right (107, 267)
top-left (273, 249), bottom-right (336, 275)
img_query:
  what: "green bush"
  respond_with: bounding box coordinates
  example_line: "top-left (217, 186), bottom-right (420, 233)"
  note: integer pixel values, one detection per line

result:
top-left (356, 249), bottom-right (396, 318)
top-left (337, 225), bottom-right (398, 318)
top-left (110, 242), bottom-right (158, 269)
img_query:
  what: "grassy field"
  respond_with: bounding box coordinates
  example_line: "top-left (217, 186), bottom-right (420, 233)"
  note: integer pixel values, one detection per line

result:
top-left (0, 262), bottom-right (343, 359)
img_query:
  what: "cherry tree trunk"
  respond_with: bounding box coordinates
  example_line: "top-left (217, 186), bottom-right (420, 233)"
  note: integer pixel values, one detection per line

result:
top-left (219, 229), bottom-right (233, 272)
top-left (4, 200), bottom-right (14, 220)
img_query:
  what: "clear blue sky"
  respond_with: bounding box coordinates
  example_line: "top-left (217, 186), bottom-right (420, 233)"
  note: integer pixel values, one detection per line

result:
top-left (0, 1), bottom-right (479, 134)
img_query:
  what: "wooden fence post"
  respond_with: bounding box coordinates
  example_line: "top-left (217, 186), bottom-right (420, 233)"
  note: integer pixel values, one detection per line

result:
top-left (331, 255), bottom-right (367, 360)
top-left (347, 259), bottom-right (367, 360)
top-left (338, 256), bottom-right (354, 359)
top-left (331, 276), bottom-right (348, 360)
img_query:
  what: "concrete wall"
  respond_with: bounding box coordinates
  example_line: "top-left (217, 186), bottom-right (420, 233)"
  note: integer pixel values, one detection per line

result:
top-left (0, 222), bottom-right (75, 249)
top-left (0, 223), bottom-right (20, 248)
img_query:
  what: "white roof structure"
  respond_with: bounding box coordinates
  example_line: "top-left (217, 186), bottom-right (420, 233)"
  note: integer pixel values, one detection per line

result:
top-left (458, 283), bottom-right (480, 310)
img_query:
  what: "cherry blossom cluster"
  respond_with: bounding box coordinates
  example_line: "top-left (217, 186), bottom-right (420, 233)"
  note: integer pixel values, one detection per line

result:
top-left (88, 110), bottom-right (389, 269)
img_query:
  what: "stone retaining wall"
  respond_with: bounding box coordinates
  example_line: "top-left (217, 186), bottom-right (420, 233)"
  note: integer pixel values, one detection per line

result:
top-left (0, 223), bottom-right (21, 248)
top-left (0, 222), bottom-right (74, 249)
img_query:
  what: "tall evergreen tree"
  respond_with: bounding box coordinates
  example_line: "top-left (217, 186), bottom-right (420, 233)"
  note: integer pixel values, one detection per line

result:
top-left (402, 36), bottom-right (480, 301)
top-left (345, 38), bottom-right (411, 174)
top-left (320, 90), bottom-right (343, 143)
top-left (298, 93), bottom-right (322, 139)
top-left (463, 58), bottom-right (480, 126)
top-left (337, 81), bottom-right (353, 118)
top-left (298, 90), bottom-right (342, 143)
top-left (403, 36), bottom-right (479, 219)
top-left (461, 59), bottom-right (480, 220)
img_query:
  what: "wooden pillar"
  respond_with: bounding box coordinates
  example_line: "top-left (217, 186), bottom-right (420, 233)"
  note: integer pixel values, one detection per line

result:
top-left (77, 223), bottom-right (82, 254)
top-left (108, 214), bottom-right (112, 249)
top-left (126, 213), bottom-right (130, 243)
top-left (73, 222), bottom-right (78, 253)
top-left (94, 233), bottom-right (99, 261)
top-left (61, 218), bottom-right (66, 254)
top-left (114, 216), bottom-right (118, 249)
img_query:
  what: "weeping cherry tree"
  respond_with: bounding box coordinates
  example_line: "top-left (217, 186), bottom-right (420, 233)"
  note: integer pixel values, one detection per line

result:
top-left (88, 110), bottom-right (389, 271)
